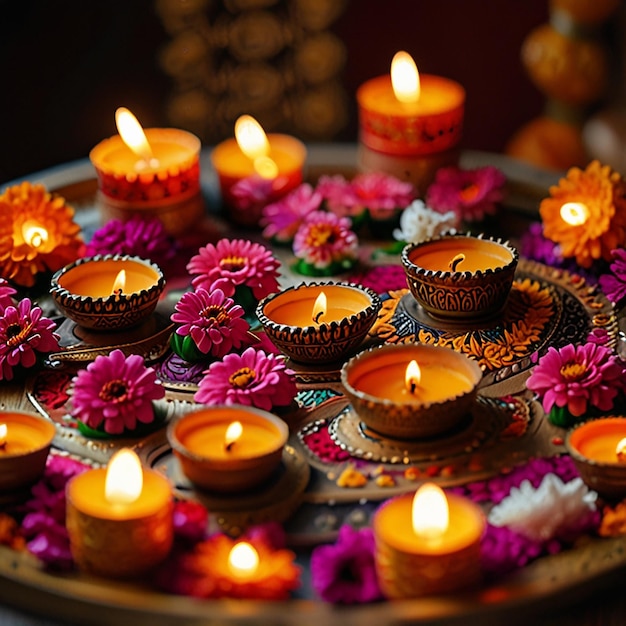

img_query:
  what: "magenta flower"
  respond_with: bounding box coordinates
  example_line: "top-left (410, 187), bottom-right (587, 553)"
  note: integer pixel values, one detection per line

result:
top-left (84, 215), bottom-right (176, 265)
top-left (171, 287), bottom-right (250, 359)
top-left (194, 346), bottom-right (297, 410)
top-left (310, 524), bottom-right (382, 604)
top-left (426, 165), bottom-right (506, 222)
top-left (599, 248), bottom-right (626, 304)
top-left (293, 211), bottom-right (358, 271)
top-left (187, 238), bottom-right (281, 301)
top-left (230, 175), bottom-right (276, 210)
top-left (0, 298), bottom-right (59, 381)
top-left (70, 348), bottom-right (165, 435)
top-left (526, 343), bottom-right (626, 418)
top-left (173, 500), bottom-right (209, 544)
top-left (0, 278), bottom-right (16, 310)
top-left (261, 183), bottom-right (323, 242)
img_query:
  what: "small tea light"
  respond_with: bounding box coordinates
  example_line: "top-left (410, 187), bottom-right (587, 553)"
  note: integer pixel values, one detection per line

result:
top-left (374, 483), bottom-right (485, 598)
top-left (50, 254), bottom-right (165, 331)
top-left (167, 405), bottom-right (289, 493)
top-left (402, 232), bottom-right (519, 321)
top-left (211, 114), bottom-right (307, 227)
top-left (90, 107), bottom-right (204, 235)
top-left (566, 417), bottom-right (626, 500)
top-left (66, 448), bottom-right (174, 578)
top-left (256, 282), bottom-right (381, 364)
top-left (341, 343), bottom-right (483, 439)
top-left (0, 412), bottom-right (56, 491)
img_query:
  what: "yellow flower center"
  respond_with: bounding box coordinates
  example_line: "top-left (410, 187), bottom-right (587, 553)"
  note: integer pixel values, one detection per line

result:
top-left (6, 322), bottom-right (32, 348)
top-left (228, 367), bottom-right (256, 388)
top-left (200, 305), bottom-right (230, 324)
top-left (559, 362), bottom-right (587, 382)
top-left (308, 224), bottom-right (337, 247)
top-left (220, 256), bottom-right (247, 272)
top-left (100, 380), bottom-right (129, 402)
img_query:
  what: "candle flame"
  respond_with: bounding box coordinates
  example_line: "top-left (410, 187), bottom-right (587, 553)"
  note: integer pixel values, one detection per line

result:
top-left (560, 202), bottom-right (589, 226)
top-left (449, 253), bottom-right (465, 272)
top-left (405, 360), bottom-right (421, 395)
top-left (105, 448), bottom-right (143, 505)
top-left (312, 291), bottom-right (327, 325)
top-left (0, 424), bottom-right (6, 447)
top-left (412, 483), bottom-right (449, 541)
top-left (228, 541), bottom-right (259, 579)
top-left (391, 51), bottom-right (420, 103)
top-left (616, 437), bottom-right (626, 463)
top-left (22, 221), bottom-right (48, 249)
top-left (234, 115), bottom-right (278, 179)
top-left (115, 107), bottom-right (155, 164)
top-left (224, 420), bottom-right (243, 451)
top-left (111, 270), bottom-right (126, 295)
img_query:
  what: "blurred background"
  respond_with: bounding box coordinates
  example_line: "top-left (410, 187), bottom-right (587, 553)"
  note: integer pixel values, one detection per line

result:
top-left (1, 0), bottom-right (623, 184)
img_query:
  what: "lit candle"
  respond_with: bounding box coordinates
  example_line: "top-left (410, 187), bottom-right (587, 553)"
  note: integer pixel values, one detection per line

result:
top-left (168, 406), bottom-right (288, 493)
top-left (373, 484), bottom-right (485, 598)
top-left (66, 448), bottom-right (174, 578)
top-left (560, 201), bottom-right (590, 226)
top-left (50, 255), bottom-right (165, 331)
top-left (341, 343), bottom-right (483, 439)
top-left (89, 107), bottom-right (203, 235)
top-left (211, 114), bottom-right (307, 227)
top-left (228, 541), bottom-right (260, 580)
top-left (256, 282), bottom-right (382, 364)
top-left (0, 412), bottom-right (56, 491)
top-left (21, 220), bottom-right (49, 250)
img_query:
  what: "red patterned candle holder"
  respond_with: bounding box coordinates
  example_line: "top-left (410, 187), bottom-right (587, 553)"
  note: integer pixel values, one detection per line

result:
top-left (90, 127), bottom-right (204, 235)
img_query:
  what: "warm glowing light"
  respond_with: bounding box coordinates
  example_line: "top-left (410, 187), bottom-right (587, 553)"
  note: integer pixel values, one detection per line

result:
top-left (224, 420), bottom-right (243, 451)
top-left (105, 448), bottom-right (143, 505)
top-left (312, 291), bottom-right (328, 324)
top-left (22, 221), bottom-right (48, 249)
top-left (234, 115), bottom-right (278, 179)
top-left (228, 541), bottom-right (259, 579)
top-left (412, 483), bottom-right (449, 541)
top-left (560, 202), bottom-right (590, 226)
top-left (111, 270), bottom-right (126, 295)
top-left (616, 437), bottom-right (626, 463)
top-left (449, 253), bottom-right (466, 272)
top-left (405, 360), bottom-right (421, 395)
top-left (115, 107), bottom-right (156, 167)
top-left (0, 424), bottom-right (6, 448)
top-left (391, 51), bottom-right (420, 104)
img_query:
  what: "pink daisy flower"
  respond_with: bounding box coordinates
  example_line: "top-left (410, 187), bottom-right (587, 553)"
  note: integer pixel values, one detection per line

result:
top-left (426, 165), bottom-right (506, 222)
top-left (293, 211), bottom-right (358, 271)
top-left (261, 183), bottom-right (323, 242)
top-left (526, 343), bottom-right (626, 418)
top-left (187, 239), bottom-right (281, 301)
top-left (170, 287), bottom-right (250, 359)
top-left (194, 346), bottom-right (297, 410)
top-left (0, 278), bottom-right (16, 310)
top-left (230, 176), bottom-right (276, 210)
top-left (0, 298), bottom-right (59, 381)
top-left (70, 348), bottom-right (165, 435)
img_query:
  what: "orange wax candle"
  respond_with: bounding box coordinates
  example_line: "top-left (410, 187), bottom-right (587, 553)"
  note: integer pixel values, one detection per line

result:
top-left (568, 418), bottom-right (626, 463)
top-left (374, 486), bottom-right (485, 598)
top-left (168, 406), bottom-right (288, 493)
top-left (66, 449), bottom-right (173, 578)
top-left (0, 412), bottom-right (55, 491)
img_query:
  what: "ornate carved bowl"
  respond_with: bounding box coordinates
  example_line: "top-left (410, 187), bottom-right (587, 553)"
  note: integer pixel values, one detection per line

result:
top-left (256, 282), bottom-right (381, 364)
top-left (50, 255), bottom-right (165, 331)
top-left (401, 232), bottom-right (518, 322)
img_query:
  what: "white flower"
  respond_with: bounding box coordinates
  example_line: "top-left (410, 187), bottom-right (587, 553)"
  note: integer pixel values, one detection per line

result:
top-left (393, 199), bottom-right (458, 244)
top-left (488, 474), bottom-right (597, 541)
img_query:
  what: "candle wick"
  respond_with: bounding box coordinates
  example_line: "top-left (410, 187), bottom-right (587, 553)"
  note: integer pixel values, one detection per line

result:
top-left (0, 441), bottom-right (6, 450)
top-left (225, 441), bottom-right (236, 452)
top-left (313, 310), bottom-right (324, 324)
top-left (409, 380), bottom-right (418, 395)
top-left (449, 254), bottom-right (465, 272)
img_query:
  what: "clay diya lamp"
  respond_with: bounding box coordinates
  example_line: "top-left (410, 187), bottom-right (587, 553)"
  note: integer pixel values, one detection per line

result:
top-left (401, 232), bottom-right (518, 322)
top-left (50, 254), bottom-right (165, 331)
top-left (566, 417), bottom-right (626, 501)
top-left (167, 405), bottom-right (289, 493)
top-left (256, 282), bottom-right (381, 365)
top-left (341, 343), bottom-right (483, 439)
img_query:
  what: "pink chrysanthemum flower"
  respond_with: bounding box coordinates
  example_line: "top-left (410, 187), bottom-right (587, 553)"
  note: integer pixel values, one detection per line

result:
top-left (261, 183), bottom-right (323, 242)
top-left (84, 215), bottom-right (176, 264)
top-left (194, 346), bottom-right (297, 410)
top-left (317, 173), bottom-right (415, 219)
top-left (0, 278), bottom-right (16, 310)
top-left (293, 211), bottom-right (358, 270)
top-left (230, 176), bottom-right (276, 210)
top-left (187, 239), bottom-right (281, 301)
top-left (171, 287), bottom-right (250, 359)
top-left (526, 343), bottom-right (626, 418)
top-left (70, 348), bottom-right (165, 435)
top-left (0, 298), bottom-right (59, 381)
top-left (599, 248), bottom-right (626, 305)
top-left (426, 166), bottom-right (506, 223)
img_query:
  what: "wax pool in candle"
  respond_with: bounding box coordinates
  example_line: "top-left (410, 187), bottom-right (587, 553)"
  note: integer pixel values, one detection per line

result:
top-left (0, 420), bottom-right (54, 455)
top-left (568, 418), bottom-right (626, 463)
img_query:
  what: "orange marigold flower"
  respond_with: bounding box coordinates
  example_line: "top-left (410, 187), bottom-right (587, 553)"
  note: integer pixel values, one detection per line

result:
top-left (0, 182), bottom-right (83, 287)
top-left (540, 160), bottom-right (626, 268)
